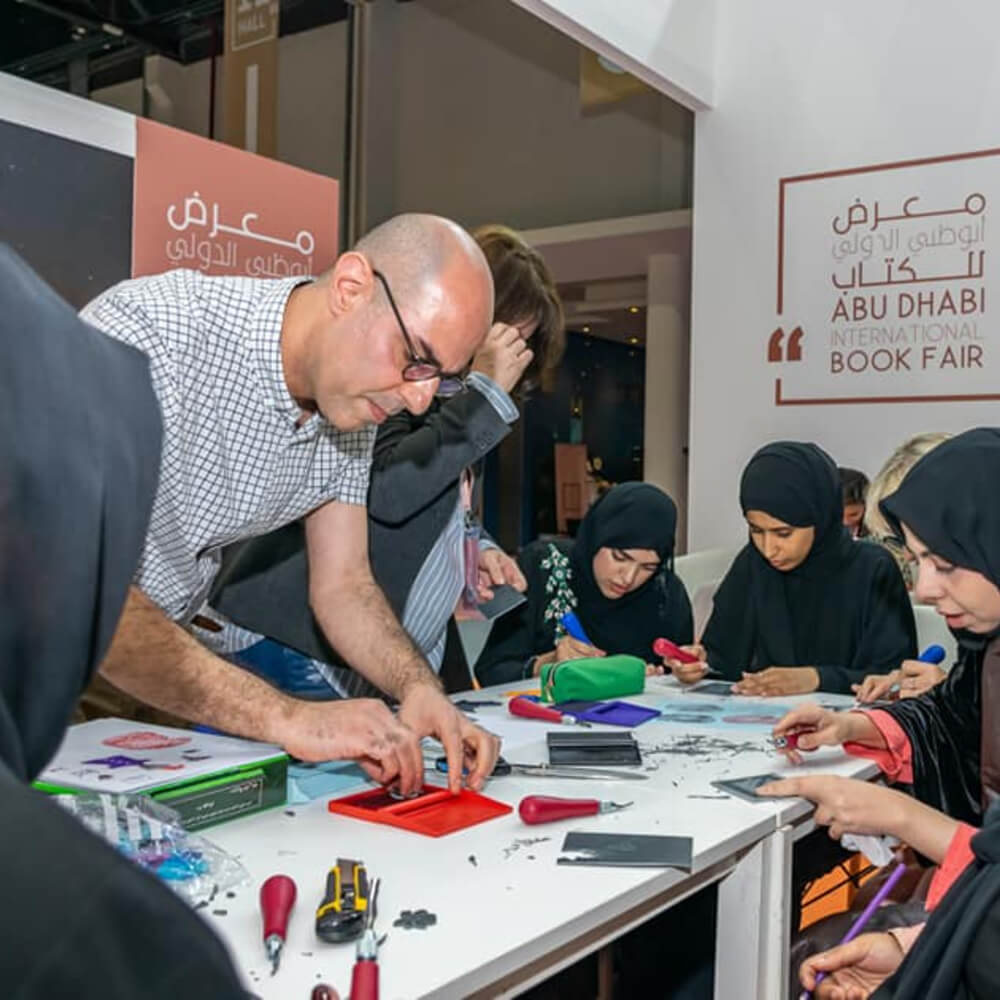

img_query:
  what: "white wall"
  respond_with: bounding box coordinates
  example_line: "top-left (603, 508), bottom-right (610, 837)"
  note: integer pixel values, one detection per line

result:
top-left (510, 0), bottom-right (716, 111)
top-left (687, 1), bottom-right (1000, 549)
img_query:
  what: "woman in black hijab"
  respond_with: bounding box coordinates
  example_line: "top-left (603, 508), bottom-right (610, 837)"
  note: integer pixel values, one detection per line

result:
top-left (0, 247), bottom-right (249, 999)
top-left (474, 482), bottom-right (692, 686)
top-left (761, 428), bottom-right (1000, 998)
top-left (684, 441), bottom-right (916, 696)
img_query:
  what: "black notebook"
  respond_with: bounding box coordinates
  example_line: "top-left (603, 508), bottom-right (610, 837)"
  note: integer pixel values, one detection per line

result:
top-left (547, 730), bottom-right (642, 766)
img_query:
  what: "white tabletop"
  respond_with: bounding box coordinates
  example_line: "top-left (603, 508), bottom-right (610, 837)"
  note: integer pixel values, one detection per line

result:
top-left (203, 677), bottom-right (876, 999)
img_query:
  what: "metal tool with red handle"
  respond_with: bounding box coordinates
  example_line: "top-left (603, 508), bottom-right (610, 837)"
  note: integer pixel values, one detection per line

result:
top-left (508, 696), bottom-right (591, 727)
top-left (349, 877), bottom-right (381, 1000)
top-left (518, 795), bottom-right (633, 825)
top-left (260, 874), bottom-right (297, 975)
top-left (771, 732), bottom-right (801, 750)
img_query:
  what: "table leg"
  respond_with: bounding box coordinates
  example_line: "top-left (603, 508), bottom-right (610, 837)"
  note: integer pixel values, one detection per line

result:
top-left (714, 825), bottom-right (792, 1000)
top-left (597, 944), bottom-right (614, 1000)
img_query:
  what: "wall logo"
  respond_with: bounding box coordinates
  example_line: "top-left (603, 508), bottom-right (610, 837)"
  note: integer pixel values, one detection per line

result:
top-left (132, 118), bottom-right (338, 280)
top-left (767, 326), bottom-right (804, 363)
top-left (772, 148), bottom-right (1000, 406)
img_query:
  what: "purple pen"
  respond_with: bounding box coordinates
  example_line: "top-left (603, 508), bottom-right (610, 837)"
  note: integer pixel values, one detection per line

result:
top-left (800, 860), bottom-right (907, 1000)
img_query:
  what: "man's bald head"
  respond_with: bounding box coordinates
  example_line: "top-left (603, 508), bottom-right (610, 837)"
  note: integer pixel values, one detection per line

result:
top-left (355, 213), bottom-right (493, 325)
top-left (288, 214), bottom-right (495, 430)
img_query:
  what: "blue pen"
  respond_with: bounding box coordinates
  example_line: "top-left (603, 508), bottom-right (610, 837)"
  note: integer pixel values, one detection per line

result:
top-left (559, 611), bottom-right (592, 645)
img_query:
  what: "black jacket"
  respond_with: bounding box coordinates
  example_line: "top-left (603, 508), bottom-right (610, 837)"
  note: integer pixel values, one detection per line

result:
top-left (210, 385), bottom-right (513, 672)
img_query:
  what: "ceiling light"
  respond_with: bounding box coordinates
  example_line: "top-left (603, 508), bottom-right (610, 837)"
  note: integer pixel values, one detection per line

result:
top-left (628, 337), bottom-right (639, 345)
top-left (628, 306), bottom-right (639, 314)
top-left (582, 326), bottom-right (590, 333)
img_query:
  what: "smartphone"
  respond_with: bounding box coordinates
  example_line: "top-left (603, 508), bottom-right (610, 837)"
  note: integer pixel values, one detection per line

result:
top-left (710, 773), bottom-right (783, 803)
top-left (653, 637), bottom-right (700, 664)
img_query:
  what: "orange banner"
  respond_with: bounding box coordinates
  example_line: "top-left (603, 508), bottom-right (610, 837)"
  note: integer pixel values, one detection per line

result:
top-left (132, 118), bottom-right (338, 280)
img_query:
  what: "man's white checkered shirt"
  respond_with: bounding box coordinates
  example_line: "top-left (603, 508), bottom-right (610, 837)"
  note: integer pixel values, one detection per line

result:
top-left (81, 269), bottom-right (375, 624)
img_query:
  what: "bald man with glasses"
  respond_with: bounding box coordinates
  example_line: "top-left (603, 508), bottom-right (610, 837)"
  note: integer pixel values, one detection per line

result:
top-left (81, 213), bottom-right (500, 793)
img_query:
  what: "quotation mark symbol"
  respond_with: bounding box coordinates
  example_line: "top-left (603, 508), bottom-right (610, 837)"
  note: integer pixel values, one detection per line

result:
top-left (767, 326), bottom-right (804, 362)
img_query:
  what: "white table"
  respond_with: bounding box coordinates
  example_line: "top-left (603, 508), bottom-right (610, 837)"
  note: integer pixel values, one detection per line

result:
top-left (204, 677), bottom-right (877, 999)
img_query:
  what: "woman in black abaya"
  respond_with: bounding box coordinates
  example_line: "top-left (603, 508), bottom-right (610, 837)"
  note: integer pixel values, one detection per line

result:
top-left (0, 246), bottom-right (250, 999)
top-left (673, 441), bottom-right (916, 696)
top-left (474, 482), bottom-right (692, 686)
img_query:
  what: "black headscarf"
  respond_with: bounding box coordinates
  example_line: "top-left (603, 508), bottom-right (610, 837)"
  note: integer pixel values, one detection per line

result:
top-left (474, 482), bottom-right (693, 684)
top-left (702, 442), bottom-right (916, 692)
top-left (870, 431), bottom-right (1000, 998)
top-left (568, 482), bottom-right (687, 659)
top-left (881, 427), bottom-right (1000, 592)
top-left (0, 246), bottom-right (161, 779)
top-left (0, 246), bottom-right (247, 998)
top-left (738, 440), bottom-right (853, 578)
top-left (869, 429), bottom-right (1000, 828)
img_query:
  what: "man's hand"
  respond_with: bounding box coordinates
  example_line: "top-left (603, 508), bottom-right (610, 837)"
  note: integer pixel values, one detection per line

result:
top-left (852, 670), bottom-right (900, 704)
top-left (663, 643), bottom-right (709, 685)
top-left (477, 548), bottom-right (527, 601)
top-left (470, 322), bottom-right (533, 393)
top-left (732, 666), bottom-right (820, 697)
top-left (898, 659), bottom-right (946, 699)
top-left (276, 698), bottom-right (423, 791)
top-left (397, 683), bottom-right (501, 793)
top-left (800, 932), bottom-right (905, 999)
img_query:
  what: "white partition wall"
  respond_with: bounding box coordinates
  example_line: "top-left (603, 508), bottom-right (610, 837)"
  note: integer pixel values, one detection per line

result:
top-left (687, 1), bottom-right (1000, 547)
top-left (510, 0), bottom-right (717, 111)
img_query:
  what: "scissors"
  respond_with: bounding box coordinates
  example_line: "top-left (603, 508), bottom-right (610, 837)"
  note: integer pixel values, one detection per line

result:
top-left (431, 755), bottom-right (648, 782)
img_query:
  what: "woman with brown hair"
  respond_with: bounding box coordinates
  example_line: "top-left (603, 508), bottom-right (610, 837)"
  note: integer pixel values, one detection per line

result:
top-left (206, 224), bottom-right (566, 696)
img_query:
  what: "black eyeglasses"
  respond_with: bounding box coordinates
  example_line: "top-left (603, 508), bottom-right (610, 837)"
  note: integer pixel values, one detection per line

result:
top-left (373, 269), bottom-right (467, 398)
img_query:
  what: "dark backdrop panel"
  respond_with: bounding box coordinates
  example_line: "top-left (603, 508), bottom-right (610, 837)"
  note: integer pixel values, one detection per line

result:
top-left (0, 119), bottom-right (132, 308)
top-left (484, 333), bottom-right (646, 548)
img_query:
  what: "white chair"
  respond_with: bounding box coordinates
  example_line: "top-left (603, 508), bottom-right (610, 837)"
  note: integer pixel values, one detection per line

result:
top-left (673, 547), bottom-right (738, 604)
top-left (911, 601), bottom-right (959, 669)
top-left (691, 580), bottom-right (720, 639)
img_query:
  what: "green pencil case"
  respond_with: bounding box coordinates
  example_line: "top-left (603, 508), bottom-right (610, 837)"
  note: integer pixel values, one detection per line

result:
top-left (540, 654), bottom-right (646, 704)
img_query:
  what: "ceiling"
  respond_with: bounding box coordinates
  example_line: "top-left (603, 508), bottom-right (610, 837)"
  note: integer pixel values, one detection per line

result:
top-left (525, 210), bottom-right (692, 349)
top-left (1, 0), bottom-right (349, 91)
top-left (559, 279), bottom-right (647, 346)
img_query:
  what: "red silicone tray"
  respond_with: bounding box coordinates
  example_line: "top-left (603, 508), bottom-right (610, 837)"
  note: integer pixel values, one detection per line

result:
top-left (327, 784), bottom-right (512, 837)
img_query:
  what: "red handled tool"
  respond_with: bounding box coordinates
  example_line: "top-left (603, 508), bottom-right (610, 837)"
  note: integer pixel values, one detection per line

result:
top-left (771, 732), bottom-right (801, 750)
top-left (260, 874), bottom-right (297, 975)
top-left (349, 877), bottom-right (381, 1000)
top-left (519, 795), bottom-right (633, 825)
top-left (509, 696), bottom-right (591, 727)
top-left (652, 637), bottom-right (700, 664)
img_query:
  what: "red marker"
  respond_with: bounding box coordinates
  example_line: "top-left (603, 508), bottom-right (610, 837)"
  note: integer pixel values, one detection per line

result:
top-left (653, 638), bottom-right (700, 665)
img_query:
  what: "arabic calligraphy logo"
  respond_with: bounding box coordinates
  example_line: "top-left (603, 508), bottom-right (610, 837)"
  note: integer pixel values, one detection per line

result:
top-left (767, 326), bottom-right (804, 363)
top-left (166, 190), bottom-right (315, 256)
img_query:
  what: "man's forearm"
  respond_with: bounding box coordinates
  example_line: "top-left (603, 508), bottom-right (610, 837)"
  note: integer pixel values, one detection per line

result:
top-left (312, 573), bottom-right (441, 700)
top-left (100, 586), bottom-right (296, 744)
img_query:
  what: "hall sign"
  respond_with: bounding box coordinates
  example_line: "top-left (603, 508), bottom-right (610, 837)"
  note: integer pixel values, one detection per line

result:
top-left (769, 149), bottom-right (1000, 405)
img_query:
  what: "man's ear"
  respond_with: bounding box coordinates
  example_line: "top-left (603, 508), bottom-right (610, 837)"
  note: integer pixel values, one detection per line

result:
top-left (325, 252), bottom-right (374, 318)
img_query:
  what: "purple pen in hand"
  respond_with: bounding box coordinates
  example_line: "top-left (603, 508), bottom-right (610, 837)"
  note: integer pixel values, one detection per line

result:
top-left (800, 861), bottom-right (908, 1000)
